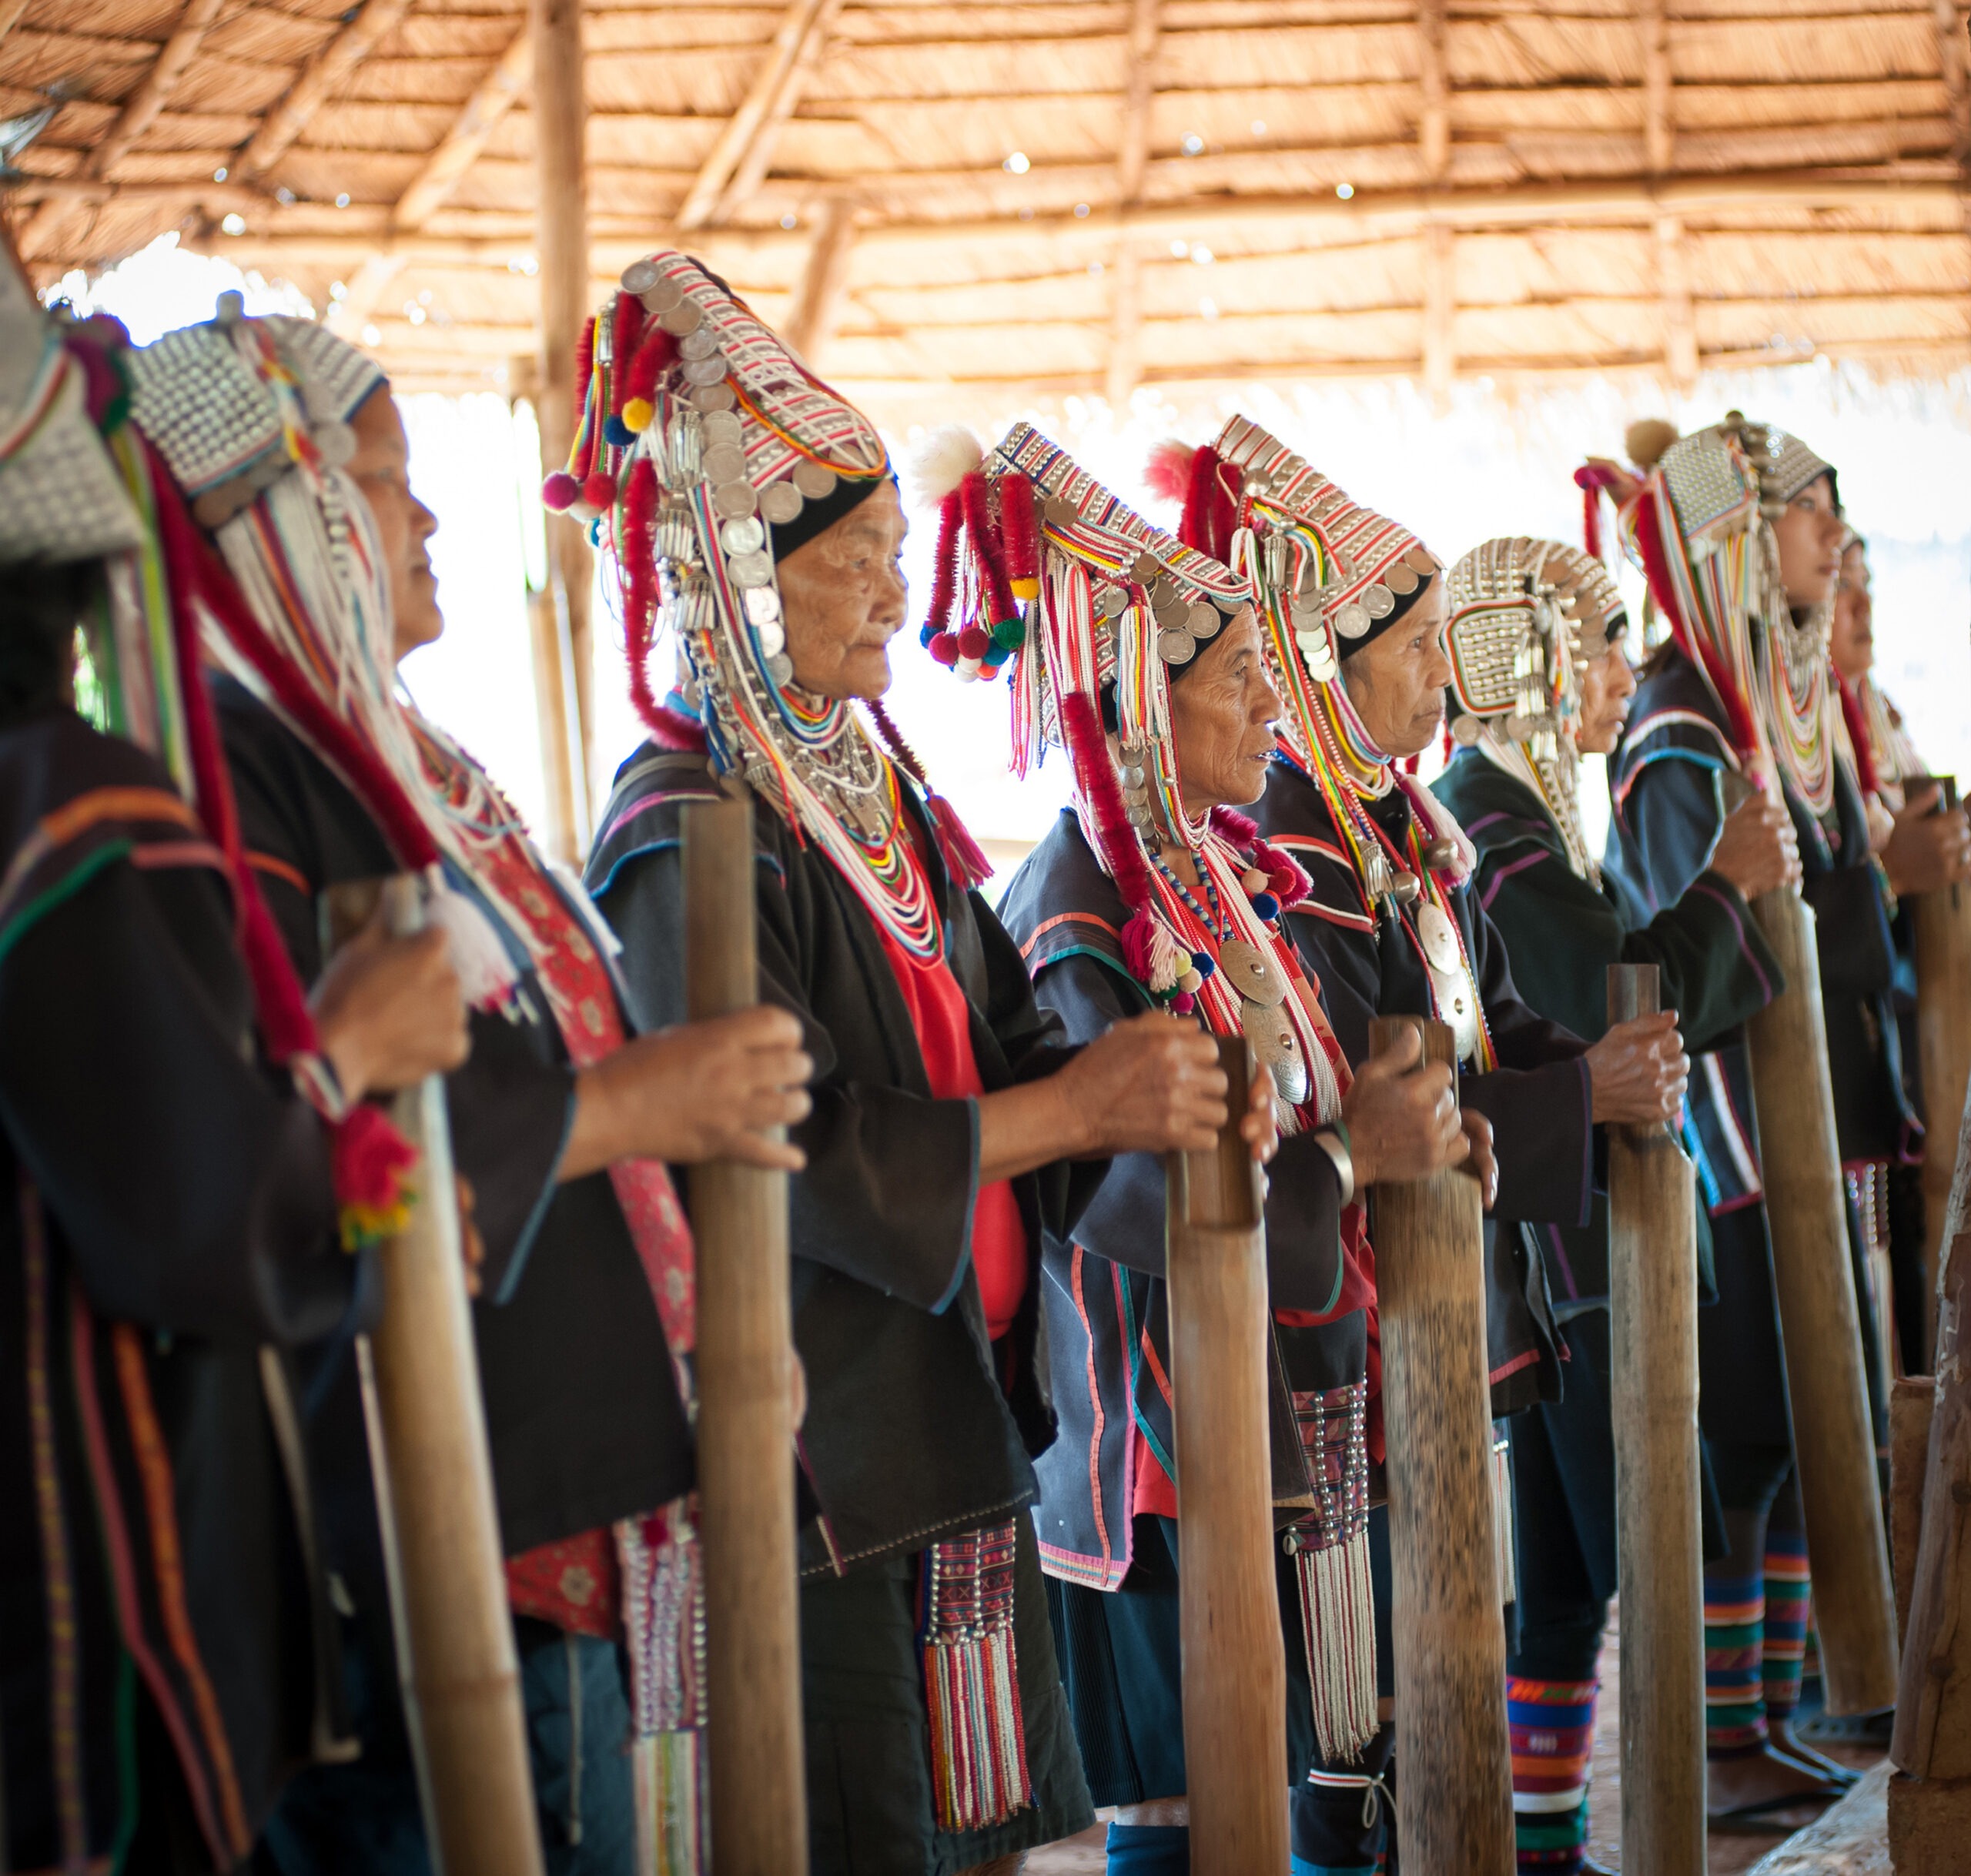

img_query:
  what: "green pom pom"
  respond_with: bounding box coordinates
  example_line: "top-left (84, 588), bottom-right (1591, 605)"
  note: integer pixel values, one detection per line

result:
top-left (991, 616), bottom-right (1026, 651)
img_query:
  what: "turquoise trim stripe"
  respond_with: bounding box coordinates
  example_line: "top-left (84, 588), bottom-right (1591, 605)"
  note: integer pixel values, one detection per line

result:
top-left (0, 840), bottom-right (130, 968)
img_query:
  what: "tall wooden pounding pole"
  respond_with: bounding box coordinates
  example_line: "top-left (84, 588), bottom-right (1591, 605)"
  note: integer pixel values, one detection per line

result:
top-left (1741, 871), bottom-right (1900, 1713)
top-left (681, 794), bottom-right (808, 1874)
top-left (1909, 775), bottom-right (1971, 1360)
top-left (1165, 1034), bottom-right (1289, 1873)
top-left (1367, 1015), bottom-right (1514, 1876)
top-left (1605, 963), bottom-right (1706, 1876)
top-left (326, 877), bottom-right (543, 1876)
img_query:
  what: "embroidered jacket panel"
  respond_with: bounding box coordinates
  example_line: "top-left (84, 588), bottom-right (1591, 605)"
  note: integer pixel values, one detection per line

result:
top-left (1434, 750), bottom-right (1782, 1313)
top-left (215, 681), bottom-right (694, 1569)
top-left (587, 744), bottom-right (1102, 1578)
top-left (1253, 756), bottom-right (1592, 1413)
top-left (1, 707), bottom-right (351, 1871)
top-left (996, 810), bottom-right (1356, 1586)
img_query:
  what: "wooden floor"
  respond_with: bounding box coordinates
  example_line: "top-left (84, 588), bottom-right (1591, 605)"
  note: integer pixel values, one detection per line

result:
top-left (1026, 1603), bottom-right (1889, 1874)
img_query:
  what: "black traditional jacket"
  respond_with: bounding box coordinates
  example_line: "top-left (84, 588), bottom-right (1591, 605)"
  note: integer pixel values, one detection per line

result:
top-left (1434, 749), bottom-right (1783, 1313)
top-left (214, 681), bottom-right (694, 1613)
top-left (997, 811), bottom-right (1349, 1589)
top-left (1254, 754), bottom-right (1592, 1414)
top-left (2, 707), bottom-right (353, 1873)
top-left (1604, 649), bottom-right (1912, 1201)
top-left (587, 743), bottom-right (1103, 1578)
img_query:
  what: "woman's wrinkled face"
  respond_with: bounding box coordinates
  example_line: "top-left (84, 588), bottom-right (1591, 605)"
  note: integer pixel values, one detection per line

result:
top-left (1829, 540), bottom-right (1873, 681)
top-left (1339, 579), bottom-right (1451, 759)
top-left (1771, 472), bottom-right (1845, 610)
top-left (1167, 606), bottom-right (1282, 817)
top-left (778, 480), bottom-right (909, 701)
top-left (1575, 638), bottom-right (1637, 756)
top-left (347, 389), bottom-right (443, 664)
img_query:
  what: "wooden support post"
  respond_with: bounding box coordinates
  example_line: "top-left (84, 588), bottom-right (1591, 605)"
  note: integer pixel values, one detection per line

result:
top-left (530, 0), bottom-right (594, 845)
top-left (1423, 222), bottom-right (1455, 407)
top-left (683, 796), bottom-right (808, 1874)
top-left (1166, 1034), bottom-right (1288, 1874)
top-left (1369, 1015), bottom-right (1514, 1876)
top-left (1894, 1088), bottom-right (1971, 1779)
top-left (782, 197), bottom-right (857, 369)
top-left (1892, 1374), bottom-right (1937, 1642)
top-left (326, 877), bottom-right (544, 1876)
top-left (1910, 777), bottom-right (1971, 1363)
top-left (1743, 876), bottom-right (1900, 1714)
top-left (1607, 963), bottom-right (1706, 1876)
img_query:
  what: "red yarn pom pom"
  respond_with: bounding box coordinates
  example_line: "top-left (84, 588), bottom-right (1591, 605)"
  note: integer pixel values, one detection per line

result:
top-left (333, 1104), bottom-right (417, 1213)
top-left (1144, 437), bottom-right (1201, 506)
top-left (958, 625), bottom-right (991, 660)
top-left (583, 470), bottom-right (619, 510)
top-left (929, 630), bottom-right (961, 666)
top-left (542, 471), bottom-right (580, 512)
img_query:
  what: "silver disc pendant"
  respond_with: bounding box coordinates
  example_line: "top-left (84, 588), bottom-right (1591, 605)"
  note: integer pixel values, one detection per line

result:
top-left (691, 381), bottom-right (735, 413)
top-left (1158, 628), bottom-right (1196, 664)
top-left (679, 327), bottom-right (721, 360)
top-left (1216, 938), bottom-right (1287, 1008)
top-left (728, 549), bottom-right (773, 587)
top-left (637, 279), bottom-right (684, 315)
top-left (1433, 963), bottom-right (1482, 1064)
top-left (759, 480), bottom-right (804, 524)
top-left (744, 584), bottom-right (781, 626)
top-left (658, 299), bottom-right (702, 335)
top-left (1385, 561), bottom-right (1418, 595)
top-left (1334, 601), bottom-right (1372, 638)
top-left (1243, 999), bottom-right (1310, 1108)
top-left (792, 460), bottom-right (837, 500)
top-left (682, 354), bottom-right (728, 386)
top-left (702, 443), bottom-right (748, 486)
top-left (1363, 584), bottom-right (1395, 620)
top-left (621, 258), bottom-right (663, 294)
top-left (1186, 603), bottom-right (1220, 637)
top-left (1045, 496), bottom-right (1077, 527)
top-left (713, 481), bottom-right (758, 519)
top-left (701, 410), bottom-right (743, 446)
top-left (1415, 900), bottom-right (1462, 974)
top-left (720, 515), bottom-right (764, 555)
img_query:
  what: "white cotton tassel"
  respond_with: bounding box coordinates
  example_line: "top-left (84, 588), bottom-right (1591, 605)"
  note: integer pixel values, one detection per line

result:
top-left (1146, 921), bottom-right (1183, 994)
top-left (424, 871), bottom-right (520, 1010)
top-left (905, 425), bottom-right (985, 511)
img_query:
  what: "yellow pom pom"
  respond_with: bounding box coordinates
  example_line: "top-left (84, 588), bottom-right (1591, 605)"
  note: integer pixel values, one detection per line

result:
top-left (623, 396), bottom-right (655, 434)
top-left (1011, 576), bottom-right (1040, 600)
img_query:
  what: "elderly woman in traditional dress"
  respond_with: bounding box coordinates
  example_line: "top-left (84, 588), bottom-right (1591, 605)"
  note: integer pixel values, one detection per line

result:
top-left (919, 423), bottom-right (1476, 1876)
top-left (582, 254), bottom-right (1267, 1876)
top-left (1598, 416), bottom-right (1911, 1801)
top-left (0, 263), bottom-right (469, 1868)
top-left (126, 302), bottom-right (816, 1874)
top-left (1433, 537), bottom-right (1795, 1873)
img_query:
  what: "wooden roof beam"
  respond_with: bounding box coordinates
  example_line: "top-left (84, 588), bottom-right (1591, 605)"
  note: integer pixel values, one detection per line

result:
top-left (718, 0), bottom-right (845, 224)
top-left (22, 0), bottom-right (227, 259)
top-left (1105, 0), bottom-right (1160, 407)
top-left (391, 27), bottom-right (534, 232)
top-left (1641, 0), bottom-right (1697, 386)
top-left (1419, 0), bottom-right (1449, 183)
top-left (783, 196), bottom-right (857, 364)
top-left (676, 0), bottom-right (838, 233)
top-left (233, 0), bottom-right (417, 184)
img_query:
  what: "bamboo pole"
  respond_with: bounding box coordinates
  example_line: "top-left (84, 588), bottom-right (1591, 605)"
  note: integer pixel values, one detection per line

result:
top-left (326, 876), bottom-right (543, 1876)
top-left (681, 795), bottom-right (808, 1874)
top-left (1606, 963), bottom-right (1706, 1876)
top-left (1368, 1014), bottom-right (1514, 1876)
top-left (1742, 878), bottom-right (1900, 1714)
top-left (530, 0), bottom-right (594, 844)
top-left (1165, 1033), bottom-right (1288, 1874)
top-left (1909, 776), bottom-right (1971, 1365)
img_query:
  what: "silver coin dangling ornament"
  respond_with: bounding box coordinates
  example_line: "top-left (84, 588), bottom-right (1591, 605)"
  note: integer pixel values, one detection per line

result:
top-left (1415, 899), bottom-right (1462, 974)
top-left (720, 515), bottom-right (764, 555)
top-left (1243, 1000), bottom-right (1310, 1108)
top-left (1216, 938), bottom-right (1287, 1008)
top-left (658, 299), bottom-right (703, 336)
top-left (791, 460), bottom-right (837, 500)
top-left (1385, 561), bottom-right (1419, 596)
top-left (691, 381), bottom-right (736, 413)
top-left (1363, 584), bottom-right (1395, 620)
top-left (701, 410), bottom-right (743, 446)
top-left (759, 480), bottom-right (804, 525)
top-left (1159, 629), bottom-right (1196, 664)
top-left (1335, 602), bottom-right (1372, 639)
top-left (1451, 713), bottom-right (1481, 746)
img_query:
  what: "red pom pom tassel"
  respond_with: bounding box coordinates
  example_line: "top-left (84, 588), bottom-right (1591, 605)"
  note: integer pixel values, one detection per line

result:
top-left (959, 470), bottom-right (1019, 628)
top-left (999, 471), bottom-right (1041, 601)
top-left (333, 1104), bottom-right (419, 1251)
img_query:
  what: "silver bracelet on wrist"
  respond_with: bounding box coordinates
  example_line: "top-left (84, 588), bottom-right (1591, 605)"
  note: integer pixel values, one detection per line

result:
top-left (1311, 1124), bottom-right (1355, 1208)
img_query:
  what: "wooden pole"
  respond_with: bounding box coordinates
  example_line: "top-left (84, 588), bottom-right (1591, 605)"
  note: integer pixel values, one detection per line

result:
top-left (1742, 878), bottom-right (1900, 1714)
top-left (326, 877), bottom-right (543, 1876)
top-left (1891, 1374), bottom-right (1936, 1641)
top-left (1606, 963), bottom-right (1706, 1876)
top-left (1909, 776), bottom-right (1971, 1364)
top-left (1368, 1014), bottom-right (1514, 1876)
top-left (530, 0), bottom-right (594, 844)
top-left (1165, 1033), bottom-right (1289, 1874)
top-left (1893, 1094), bottom-right (1971, 1778)
top-left (681, 795), bottom-right (808, 1874)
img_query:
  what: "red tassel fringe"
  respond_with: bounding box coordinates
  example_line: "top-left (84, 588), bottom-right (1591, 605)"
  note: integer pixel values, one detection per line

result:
top-left (998, 473), bottom-right (1039, 590)
top-left (960, 470), bottom-right (1017, 624)
top-left (925, 490), bottom-right (964, 640)
top-left (1059, 691), bottom-right (1151, 915)
top-left (1834, 666), bottom-right (1881, 796)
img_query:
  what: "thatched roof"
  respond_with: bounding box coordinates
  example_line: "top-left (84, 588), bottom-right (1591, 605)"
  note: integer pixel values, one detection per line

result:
top-left (10, 0), bottom-right (1971, 406)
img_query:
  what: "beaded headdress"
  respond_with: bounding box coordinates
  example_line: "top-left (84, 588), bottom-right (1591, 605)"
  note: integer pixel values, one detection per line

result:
top-left (129, 301), bottom-right (522, 1008)
top-left (576, 251), bottom-right (979, 960)
top-left (0, 259), bottom-right (142, 567)
top-left (1445, 537), bottom-right (1627, 881)
top-left (1155, 416), bottom-right (1498, 1066)
top-left (913, 420), bottom-right (1344, 1124)
top-left (1605, 414), bottom-right (1842, 819)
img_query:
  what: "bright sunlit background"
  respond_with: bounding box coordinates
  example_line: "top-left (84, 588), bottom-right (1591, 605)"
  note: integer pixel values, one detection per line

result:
top-left (62, 236), bottom-right (1971, 898)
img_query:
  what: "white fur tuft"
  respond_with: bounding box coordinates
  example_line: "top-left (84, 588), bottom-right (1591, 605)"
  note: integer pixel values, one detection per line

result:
top-left (905, 426), bottom-right (984, 510)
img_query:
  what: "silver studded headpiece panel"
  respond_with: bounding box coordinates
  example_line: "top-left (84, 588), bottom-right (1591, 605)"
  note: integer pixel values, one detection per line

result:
top-left (1445, 537), bottom-right (1625, 721)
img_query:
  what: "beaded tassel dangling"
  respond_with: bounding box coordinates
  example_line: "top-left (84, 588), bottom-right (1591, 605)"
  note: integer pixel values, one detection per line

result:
top-left (1286, 1381), bottom-right (1379, 1762)
top-left (919, 1522), bottom-right (1034, 1832)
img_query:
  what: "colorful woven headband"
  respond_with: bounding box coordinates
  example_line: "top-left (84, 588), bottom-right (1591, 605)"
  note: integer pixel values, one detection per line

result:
top-left (1444, 537), bottom-right (1626, 751)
